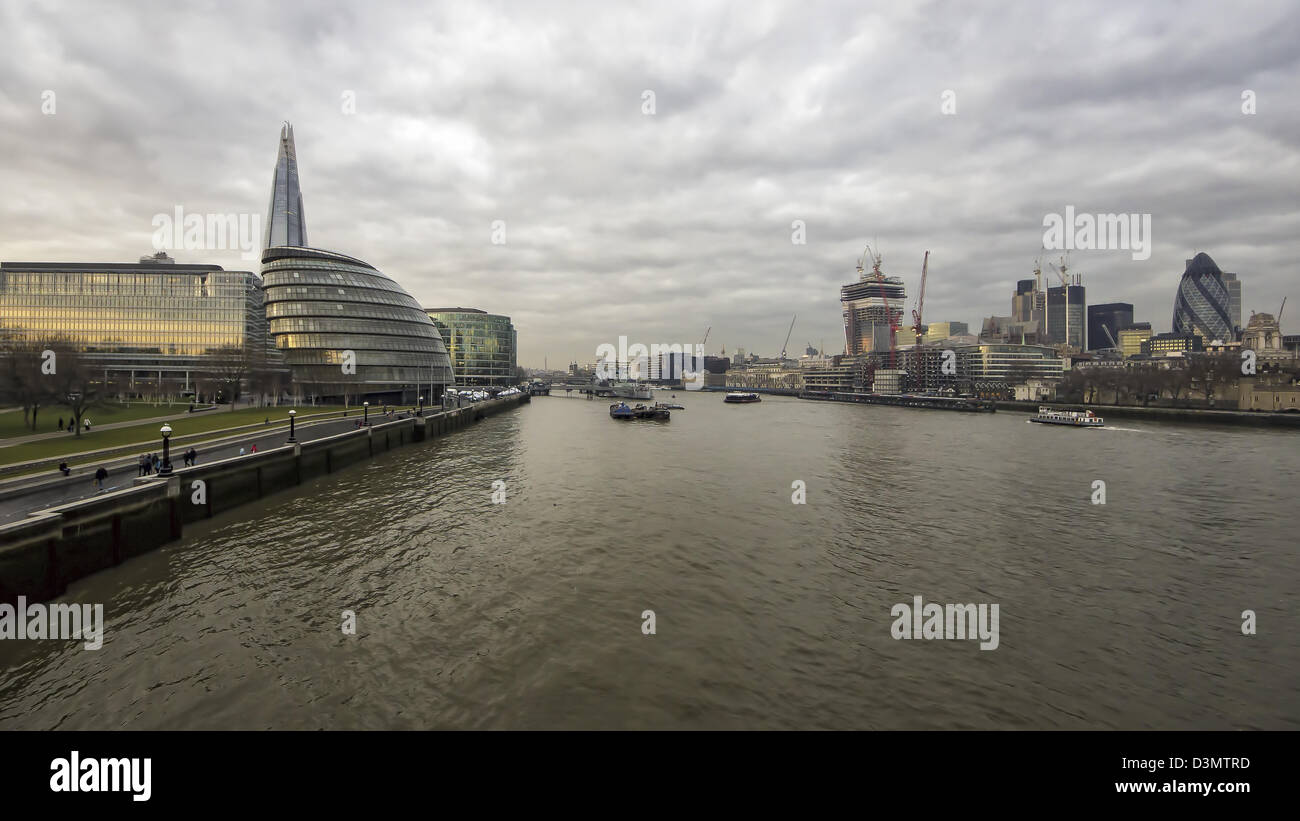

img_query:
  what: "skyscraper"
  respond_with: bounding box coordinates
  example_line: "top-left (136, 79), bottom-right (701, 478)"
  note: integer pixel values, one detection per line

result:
top-left (1046, 284), bottom-right (1086, 350)
top-left (841, 257), bottom-right (906, 356)
top-left (1086, 302), bottom-right (1133, 351)
top-left (1221, 272), bottom-right (1242, 338)
top-left (1172, 253), bottom-right (1233, 343)
top-left (264, 122), bottom-right (308, 249)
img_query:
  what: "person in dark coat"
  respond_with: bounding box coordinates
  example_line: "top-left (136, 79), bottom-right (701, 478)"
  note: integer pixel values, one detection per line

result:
top-left (93, 466), bottom-right (108, 490)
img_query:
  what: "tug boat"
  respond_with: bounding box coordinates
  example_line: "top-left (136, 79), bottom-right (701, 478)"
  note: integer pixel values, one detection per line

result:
top-left (633, 403), bottom-right (671, 420)
top-left (1029, 406), bottom-right (1104, 427)
top-left (609, 402), bottom-right (635, 419)
top-left (724, 392), bottom-right (761, 403)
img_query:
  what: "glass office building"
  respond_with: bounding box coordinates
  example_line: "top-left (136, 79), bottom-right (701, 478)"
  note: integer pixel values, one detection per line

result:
top-left (0, 256), bottom-right (270, 396)
top-left (425, 308), bottom-right (517, 386)
top-left (1172, 252), bottom-right (1233, 343)
top-left (262, 246), bottom-right (452, 403)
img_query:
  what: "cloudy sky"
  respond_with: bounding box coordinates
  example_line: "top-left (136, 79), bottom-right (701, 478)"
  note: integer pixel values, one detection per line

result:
top-left (1, 0), bottom-right (1297, 366)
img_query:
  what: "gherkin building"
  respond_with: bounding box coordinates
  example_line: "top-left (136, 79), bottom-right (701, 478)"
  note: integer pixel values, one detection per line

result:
top-left (1172, 252), bottom-right (1233, 343)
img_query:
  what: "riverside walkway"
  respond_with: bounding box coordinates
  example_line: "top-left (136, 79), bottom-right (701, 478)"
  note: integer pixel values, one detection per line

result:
top-left (0, 413), bottom-right (405, 524)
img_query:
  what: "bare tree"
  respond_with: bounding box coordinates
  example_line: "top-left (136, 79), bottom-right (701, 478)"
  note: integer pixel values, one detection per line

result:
top-left (46, 340), bottom-right (100, 438)
top-left (1188, 353), bottom-right (1236, 404)
top-left (209, 344), bottom-right (250, 404)
top-left (1, 337), bottom-right (51, 430)
top-left (1129, 364), bottom-right (1163, 407)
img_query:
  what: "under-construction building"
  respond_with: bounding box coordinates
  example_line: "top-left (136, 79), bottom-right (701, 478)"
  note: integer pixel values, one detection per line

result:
top-left (841, 259), bottom-right (906, 357)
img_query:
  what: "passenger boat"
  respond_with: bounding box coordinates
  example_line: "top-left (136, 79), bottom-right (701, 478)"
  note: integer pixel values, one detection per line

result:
top-left (1028, 406), bottom-right (1104, 427)
top-left (656, 402), bottom-right (685, 410)
top-left (724, 392), bottom-right (761, 403)
top-left (609, 402), bottom-right (635, 419)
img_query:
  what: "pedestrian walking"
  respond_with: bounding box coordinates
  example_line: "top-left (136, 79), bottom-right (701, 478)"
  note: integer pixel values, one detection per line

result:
top-left (250, 444), bottom-right (257, 453)
top-left (58, 417), bottom-right (64, 430)
top-left (58, 461), bottom-right (70, 476)
top-left (93, 466), bottom-right (108, 490)
top-left (239, 447), bottom-right (245, 456)
top-left (151, 453), bottom-right (159, 472)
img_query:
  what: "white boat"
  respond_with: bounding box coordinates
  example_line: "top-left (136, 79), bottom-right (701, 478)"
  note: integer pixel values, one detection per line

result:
top-left (1029, 406), bottom-right (1104, 427)
top-left (724, 392), bottom-right (761, 404)
top-left (611, 382), bottom-right (654, 400)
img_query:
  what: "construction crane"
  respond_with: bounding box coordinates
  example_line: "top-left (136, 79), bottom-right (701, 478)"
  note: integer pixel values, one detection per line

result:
top-left (911, 251), bottom-right (930, 347)
top-left (779, 314), bottom-right (796, 359)
top-left (1102, 324), bottom-right (1119, 350)
top-left (1279, 297), bottom-right (1287, 323)
top-left (701, 326), bottom-right (711, 349)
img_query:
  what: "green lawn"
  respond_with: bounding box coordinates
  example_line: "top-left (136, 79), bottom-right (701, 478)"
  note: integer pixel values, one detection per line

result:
top-left (0, 405), bottom-right (351, 467)
top-left (0, 401), bottom-right (199, 439)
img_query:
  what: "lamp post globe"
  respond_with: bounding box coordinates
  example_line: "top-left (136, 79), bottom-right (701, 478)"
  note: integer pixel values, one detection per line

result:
top-left (418, 395), bottom-right (424, 416)
top-left (287, 409), bottom-right (297, 443)
top-left (158, 424), bottom-right (174, 476)
top-left (363, 401), bottom-right (370, 426)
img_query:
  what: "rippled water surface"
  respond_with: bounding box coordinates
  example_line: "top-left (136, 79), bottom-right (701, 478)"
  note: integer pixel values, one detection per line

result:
top-left (2, 395), bottom-right (1297, 729)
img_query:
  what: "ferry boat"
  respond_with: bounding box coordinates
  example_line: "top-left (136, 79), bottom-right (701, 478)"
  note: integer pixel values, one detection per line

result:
top-left (609, 402), bottom-right (635, 419)
top-left (724, 392), bottom-right (761, 403)
top-left (1029, 406), bottom-right (1104, 427)
top-left (656, 402), bottom-right (685, 410)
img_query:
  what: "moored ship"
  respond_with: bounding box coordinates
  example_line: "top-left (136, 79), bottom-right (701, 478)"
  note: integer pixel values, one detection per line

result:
top-left (1029, 406), bottom-right (1104, 427)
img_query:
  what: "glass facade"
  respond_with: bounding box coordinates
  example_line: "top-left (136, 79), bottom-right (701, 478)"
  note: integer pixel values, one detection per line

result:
top-left (1172, 253), bottom-right (1233, 343)
top-left (425, 308), bottom-right (517, 386)
top-left (262, 246), bottom-right (452, 402)
top-left (0, 259), bottom-right (270, 393)
top-left (955, 344), bottom-right (1064, 382)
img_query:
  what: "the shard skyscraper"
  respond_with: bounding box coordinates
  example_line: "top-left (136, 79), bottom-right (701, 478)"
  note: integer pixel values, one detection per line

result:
top-left (264, 122), bottom-right (308, 248)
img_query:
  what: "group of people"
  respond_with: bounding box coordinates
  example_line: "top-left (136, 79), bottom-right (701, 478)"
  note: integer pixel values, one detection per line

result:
top-left (56, 417), bottom-right (91, 433)
top-left (138, 452), bottom-right (163, 475)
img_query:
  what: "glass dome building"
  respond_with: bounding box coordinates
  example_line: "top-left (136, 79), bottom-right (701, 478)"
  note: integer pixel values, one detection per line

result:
top-left (261, 246), bottom-right (452, 404)
top-left (1172, 252), bottom-right (1234, 343)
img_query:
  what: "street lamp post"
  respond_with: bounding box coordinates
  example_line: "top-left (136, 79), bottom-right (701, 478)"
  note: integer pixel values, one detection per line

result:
top-left (363, 401), bottom-right (370, 426)
top-left (158, 424), bottom-right (173, 476)
top-left (287, 409), bottom-right (297, 443)
top-left (418, 395), bottom-right (424, 416)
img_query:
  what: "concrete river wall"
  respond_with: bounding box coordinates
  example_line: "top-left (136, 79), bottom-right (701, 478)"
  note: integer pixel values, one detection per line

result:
top-left (0, 394), bottom-right (529, 605)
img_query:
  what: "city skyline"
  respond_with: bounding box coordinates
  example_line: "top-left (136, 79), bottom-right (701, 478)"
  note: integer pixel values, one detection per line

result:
top-left (2, 1), bottom-right (1297, 366)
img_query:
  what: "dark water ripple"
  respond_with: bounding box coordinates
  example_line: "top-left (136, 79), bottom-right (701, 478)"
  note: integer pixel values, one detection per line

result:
top-left (1, 395), bottom-right (1297, 729)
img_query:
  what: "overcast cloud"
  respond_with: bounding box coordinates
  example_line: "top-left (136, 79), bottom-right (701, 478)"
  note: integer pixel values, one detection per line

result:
top-left (1, 0), bottom-right (1297, 366)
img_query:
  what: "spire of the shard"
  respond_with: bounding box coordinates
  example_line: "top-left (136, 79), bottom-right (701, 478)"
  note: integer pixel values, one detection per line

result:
top-left (264, 122), bottom-right (307, 248)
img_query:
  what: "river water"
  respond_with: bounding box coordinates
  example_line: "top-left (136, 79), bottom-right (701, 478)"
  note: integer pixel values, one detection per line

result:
top-left (1, 394), bottom-right (1297, 729)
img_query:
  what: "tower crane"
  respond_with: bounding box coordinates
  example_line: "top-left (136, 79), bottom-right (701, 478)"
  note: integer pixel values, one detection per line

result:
top-left (701, 326), bottom-right (711, 349)
top-left (911, 251), bottom-right (930, 347)
top-left (780, 314), bottom-right (797, 360)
